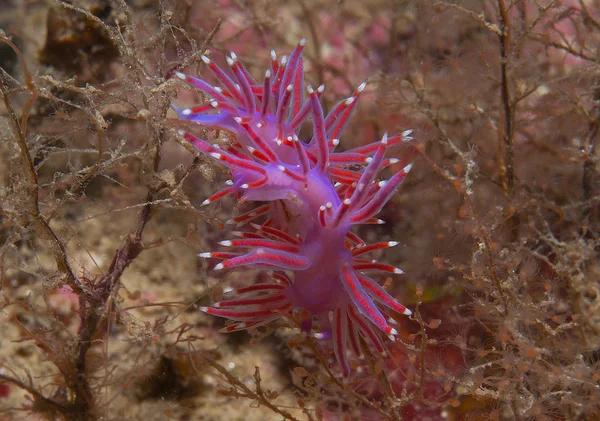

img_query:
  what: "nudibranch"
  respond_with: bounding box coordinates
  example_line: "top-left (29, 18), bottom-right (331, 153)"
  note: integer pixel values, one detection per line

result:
top-left (174, 39), bottom-right (413, 379)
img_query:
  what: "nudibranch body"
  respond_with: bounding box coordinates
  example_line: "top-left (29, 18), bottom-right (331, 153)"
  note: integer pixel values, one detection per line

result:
top-left (174, 39), bottom-right (413, 379)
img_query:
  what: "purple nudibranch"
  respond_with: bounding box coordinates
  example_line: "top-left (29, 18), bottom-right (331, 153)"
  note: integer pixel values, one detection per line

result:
top-left (174, 39), bottom-right (414, 379)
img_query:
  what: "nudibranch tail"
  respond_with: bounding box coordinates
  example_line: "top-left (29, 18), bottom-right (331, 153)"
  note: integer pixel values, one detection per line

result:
top-left (175, 39), bottom-right (413, 379)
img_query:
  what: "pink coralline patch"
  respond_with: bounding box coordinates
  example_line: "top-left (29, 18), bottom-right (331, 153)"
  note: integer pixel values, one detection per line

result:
top-left (51, 285), bottom-right (80, 311)
top-left (174, 40), bottom-right (413, 379)
top-left (366, 14), bottom-right (392, 45)
top-left (49, 285), bottom-right (81, 332)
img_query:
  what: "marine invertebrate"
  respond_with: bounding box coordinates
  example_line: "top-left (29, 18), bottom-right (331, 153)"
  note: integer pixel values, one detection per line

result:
top-left (174, 39), bottom-right (413, 379)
